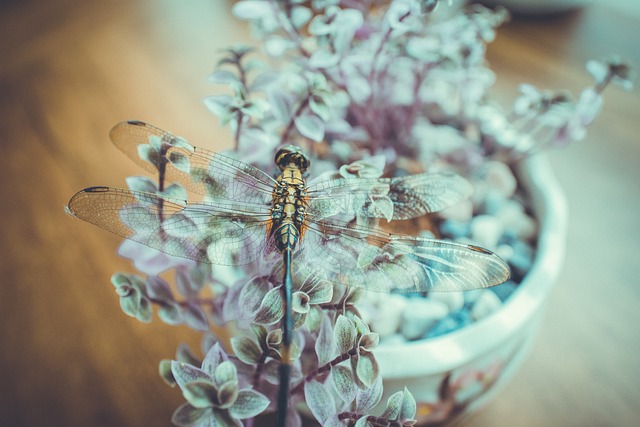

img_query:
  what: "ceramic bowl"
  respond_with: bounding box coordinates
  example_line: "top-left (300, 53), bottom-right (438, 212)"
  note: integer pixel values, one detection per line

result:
top-left (375, 154), bottom-right (568, 425)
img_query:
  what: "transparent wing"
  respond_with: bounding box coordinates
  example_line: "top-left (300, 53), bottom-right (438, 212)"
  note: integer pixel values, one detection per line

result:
top-left (110, 120), bottom-right (275, 205)
top-left (294, 219), bottom-right (510, 293)
top-left (305, 172), bottom-right (472, 221)
top-left (66, 186), bottom-right (276, 265)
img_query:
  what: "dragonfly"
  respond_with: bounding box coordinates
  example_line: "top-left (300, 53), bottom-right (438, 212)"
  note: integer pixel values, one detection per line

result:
top-left (66, 120), bottom-right (510, 425)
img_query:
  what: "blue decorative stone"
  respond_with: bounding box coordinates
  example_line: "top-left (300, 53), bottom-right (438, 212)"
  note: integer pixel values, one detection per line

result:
top-left (425, 309), bottom-right (472, 338)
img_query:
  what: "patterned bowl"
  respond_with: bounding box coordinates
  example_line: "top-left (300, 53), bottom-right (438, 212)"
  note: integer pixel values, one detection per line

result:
top-left (375, 154), bottom-right (568, 425)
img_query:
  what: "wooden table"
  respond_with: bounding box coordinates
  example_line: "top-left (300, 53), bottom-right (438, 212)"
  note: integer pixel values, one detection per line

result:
top-left (1, 1), bottom-right (638, 426)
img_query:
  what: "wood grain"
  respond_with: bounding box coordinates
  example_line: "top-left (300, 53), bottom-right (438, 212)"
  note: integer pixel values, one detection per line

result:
top-left (1, 1), bottom-right (638, 426)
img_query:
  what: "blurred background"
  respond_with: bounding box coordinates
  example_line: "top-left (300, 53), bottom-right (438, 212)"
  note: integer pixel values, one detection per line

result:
top-left (1, 0), bottom-right (638, 426)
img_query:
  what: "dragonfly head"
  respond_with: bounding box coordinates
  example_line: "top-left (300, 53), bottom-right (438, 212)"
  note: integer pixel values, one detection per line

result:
top-left (275, 145), bottom-right (310, 173)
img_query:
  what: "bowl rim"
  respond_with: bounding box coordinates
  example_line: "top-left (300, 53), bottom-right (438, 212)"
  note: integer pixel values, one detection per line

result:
top-left (375, 153), bottom-right (568, 378)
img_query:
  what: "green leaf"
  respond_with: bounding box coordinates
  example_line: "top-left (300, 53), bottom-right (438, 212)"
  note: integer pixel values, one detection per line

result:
top-left (351, 314), bottom-right (371, 335)
top-left (159, 359), bottom-right (176, 386)
top-left (204, 94), bottom-right (233, 116)
top-left (358, 333), bottom-right (379, 352)
top-left (119, 287), bottom-right (152, 323)
top-left (238, 277), bottom-right (270, 317)
top-left (306, 279), bottom-right (333, 304)
top-left (120, 206), bottom-right (158, 232)
top-left (250, 324), bottom-right (268, 347)
top-left (294, 114), bottom-right (325, 142)
top-left (183, 304), bottom-right (209, 331)
top-left (308, 49), bottom-right (340, 68)
top-left (176, 344), bottom-right (201, 366)
top-left (230, 336), bottom-right (262, 365)
top-left (380, 390), bottom-right (403, 420)
top-left (266, 328), bottom-right (283, 348)
top-left (355, 376), bottom-right (383, 413)
top-left (171, 403), bottom-right (211, 426)
top-left (253, 286), bottom-right (284, 325)
top-left (309, 95), bottom-right (331, 121)
top-left (268, 86), bottom-right (292, 123)
top-left (125, 176), bottom-right (157, 193)
top-left (214, 361), bottom-right (238, 387)
top-left (292, 291), bottom-right (310, 314)
top-left (354, 352), bottom-right (379, 389)
top-left (304, 380), bottom-right (335, 424)
top-left (171, 361), bottom-right (210, 386)
top-left (293, 310), bottom-right (307, 330)
top-left (145, 276), bottom-right (173, 301)
top-left (216, 380), bottom-right (239, 409)
top-left (160, 183), bottom-right (188, 200)
top-left (158, 302), bottom-right (183, 325)
top-left (398, 387), bottom-right (417, 423)
top-left (182, 380), bottom-right (217, 408)
top-left (291, 6), bottom-right (312, 28)
top-left (334, 315), bottom-right (356, 355)
top-left (229, 389), bottom-right (270, 419)
top-left (201, 343), bottom-right (227, 377)
top-left (331, 365), bottom-right (357, 403)
top-left (208, 70), bottom-right (241, 85)
top-left (315, 315), bottom-right (335, 365)
top-left (305, 305), bottom-right (323, 333)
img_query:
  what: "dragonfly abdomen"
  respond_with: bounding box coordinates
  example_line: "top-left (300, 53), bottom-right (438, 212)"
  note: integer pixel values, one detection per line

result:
top-left (270, 166), bottom-right (308, 252)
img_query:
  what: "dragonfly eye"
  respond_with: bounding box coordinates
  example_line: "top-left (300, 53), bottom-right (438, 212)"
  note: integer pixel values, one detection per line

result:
top-left (275, 145), bottom-right (310, 173)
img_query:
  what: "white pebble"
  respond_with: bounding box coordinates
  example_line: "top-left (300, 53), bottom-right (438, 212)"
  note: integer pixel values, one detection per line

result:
top-left (496, 201), bottom-right (537, 240)
top-left (470, 214), bottom-right (504, 250)
top-left (369, 294), bottom-right (407, 337)
top-left (429, 292), bottom-right (465, 312)
top-left (478, 161), bottom-right (517, 199)
top-left (470, 290), bottom-right (503, 320)
top-left (438, 199), bottom-right (474, 222)
top-left (495, 244), bottom-right (515, 262)
top-left (400, 299), bottom-right (450, 340)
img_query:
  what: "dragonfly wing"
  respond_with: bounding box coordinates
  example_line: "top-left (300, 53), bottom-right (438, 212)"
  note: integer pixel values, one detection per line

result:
top-left (298, 220), bottom-right (510, 293)
top-left (66, 186), bottom-right (275, 266)
top-left (306, 173), bottom-right (472, 221)
top-left (110, 121), bottom-right (275, 204)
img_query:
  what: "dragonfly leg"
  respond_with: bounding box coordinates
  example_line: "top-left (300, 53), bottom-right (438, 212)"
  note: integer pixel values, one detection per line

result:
top-left (276, 249), bottom-right (294, 427)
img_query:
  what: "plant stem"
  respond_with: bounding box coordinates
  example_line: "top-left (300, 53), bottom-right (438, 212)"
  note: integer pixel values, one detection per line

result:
top-left (290, 347), bottom-right (358, 395)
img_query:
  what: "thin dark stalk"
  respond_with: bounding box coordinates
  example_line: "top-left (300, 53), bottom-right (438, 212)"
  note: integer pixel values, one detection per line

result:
top-left (276, 249), bottom-right (294, 427)
top-left (289, 347), bottom-right (358, 395)
top-left (251, 351), bottom-right (269, 388)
